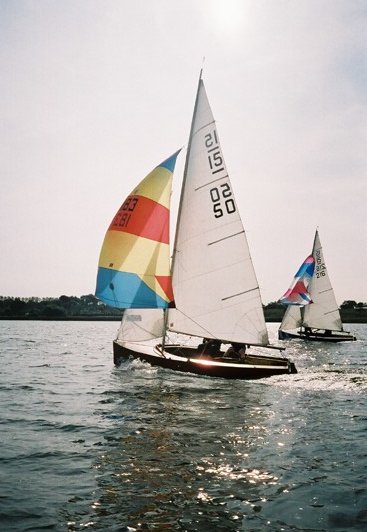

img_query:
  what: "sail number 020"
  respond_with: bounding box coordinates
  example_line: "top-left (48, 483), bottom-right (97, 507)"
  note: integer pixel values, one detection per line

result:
top-left (210, 184), bottom-right (236, 218)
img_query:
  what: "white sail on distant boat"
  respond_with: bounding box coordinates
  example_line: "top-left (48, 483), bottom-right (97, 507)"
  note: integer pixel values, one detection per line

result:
top-left (95, 72), bottom-right (297, 378)
top-left (278, 229), bottom-right (356, 342)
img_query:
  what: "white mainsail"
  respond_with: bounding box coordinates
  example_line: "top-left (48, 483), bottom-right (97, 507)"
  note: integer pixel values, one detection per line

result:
top-left (303, 230), bottom-right (343, 331)
top-left (167, 77), bottom-right (268, 345)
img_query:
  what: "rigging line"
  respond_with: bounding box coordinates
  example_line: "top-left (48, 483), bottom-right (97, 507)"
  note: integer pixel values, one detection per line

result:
top-left (221, 286), bottom-right (259, 302)
top-left (195, 175), bottom-right (228, 191)
top-left (208, 231), bottom-right (245, 246)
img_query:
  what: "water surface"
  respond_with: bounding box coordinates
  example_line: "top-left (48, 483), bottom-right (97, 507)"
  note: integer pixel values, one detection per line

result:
top-left (0, 321), bottom-right (366, 531)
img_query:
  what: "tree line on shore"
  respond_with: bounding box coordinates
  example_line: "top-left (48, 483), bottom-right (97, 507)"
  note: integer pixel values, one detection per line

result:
top-left (0, 295), bottom-right (366, 322)
top-left (0, 294), bottom-right (122, 320)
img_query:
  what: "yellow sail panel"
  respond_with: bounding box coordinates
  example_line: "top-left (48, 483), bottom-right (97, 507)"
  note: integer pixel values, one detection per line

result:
top-left (131, 166), bottom-right (173, 208)
top-left (99, 231), bottom-right (171, 275)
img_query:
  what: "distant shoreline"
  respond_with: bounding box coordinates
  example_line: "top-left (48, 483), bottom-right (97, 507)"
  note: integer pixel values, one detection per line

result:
top-left (0, 316), bottom-right (365, 324)
top-left (0, 316), bottom-right (123, 321)
top-left (1, 295), bottom-right (366, 323)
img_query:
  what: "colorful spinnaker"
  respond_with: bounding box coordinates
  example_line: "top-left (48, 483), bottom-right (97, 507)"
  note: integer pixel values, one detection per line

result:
top-left (279, 255), bottom-right (315, 306)
top-left (95, 151), bottom-right (180, 308)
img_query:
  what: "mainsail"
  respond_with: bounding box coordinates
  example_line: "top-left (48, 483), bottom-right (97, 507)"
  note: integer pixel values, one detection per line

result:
top-left (95, 152), bottom-right (180, 308)
top-left (303, 230), bottom-right (343, 331)
top-left (167, 77), bottom-right (268, 345)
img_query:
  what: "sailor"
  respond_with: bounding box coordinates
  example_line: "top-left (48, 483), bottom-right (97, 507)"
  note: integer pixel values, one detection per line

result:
top-left (197, 338), bottom-right (210, 352)
top-left (198, 338), bottom-right (221, 357)
top-left (225, 343), bottom-right (247, 360)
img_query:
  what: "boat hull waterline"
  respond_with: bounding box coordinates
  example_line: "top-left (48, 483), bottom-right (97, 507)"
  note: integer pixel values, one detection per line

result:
top-left (278, 330), bottom-right (356, 343)
top-left (113, 341), bottom-right (297, 379)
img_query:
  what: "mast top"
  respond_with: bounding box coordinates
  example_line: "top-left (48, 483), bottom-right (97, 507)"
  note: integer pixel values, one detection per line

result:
top-left (199, 57), bottom-right (205, 80)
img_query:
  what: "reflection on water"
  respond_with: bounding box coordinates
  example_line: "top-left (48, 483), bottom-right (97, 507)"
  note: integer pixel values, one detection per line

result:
top-left (86, 325), bottom-right (367, 531)
top-left (90, 375), bottom-right (279, 530)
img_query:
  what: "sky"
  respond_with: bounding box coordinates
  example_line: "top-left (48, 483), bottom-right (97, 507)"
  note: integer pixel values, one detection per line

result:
top-left (1, 0), bottom-right (366, 304)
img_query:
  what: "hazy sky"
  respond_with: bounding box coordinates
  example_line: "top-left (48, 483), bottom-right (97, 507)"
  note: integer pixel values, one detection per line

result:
top-left (1, 0), bottom-right (366, 304)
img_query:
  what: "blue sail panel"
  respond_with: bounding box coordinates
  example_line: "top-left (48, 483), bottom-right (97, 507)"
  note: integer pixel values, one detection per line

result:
top-left (96, 268), bottom-right (170, 308)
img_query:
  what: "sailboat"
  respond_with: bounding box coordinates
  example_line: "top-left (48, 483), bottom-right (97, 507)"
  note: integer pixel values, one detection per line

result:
top-left (95, 72), bottom-right (297, 379)
top-left (278, 229), bottom-right (356, 342)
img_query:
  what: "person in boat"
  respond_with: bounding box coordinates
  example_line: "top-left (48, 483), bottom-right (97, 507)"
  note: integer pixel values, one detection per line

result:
top-left (197, 338), bottom-right (222, 357)
top-left (304, 327), bottom-right (312, 336)
top-left (324, 329), bottom-right (331, 336)
top-left (225, 343), bottom-right (247, 360)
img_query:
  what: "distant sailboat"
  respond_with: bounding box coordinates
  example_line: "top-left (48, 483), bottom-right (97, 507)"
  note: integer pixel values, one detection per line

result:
top-left (95, 72), bottom-right (297, 378)
top-left (278, 229), bottom-right (356, 342)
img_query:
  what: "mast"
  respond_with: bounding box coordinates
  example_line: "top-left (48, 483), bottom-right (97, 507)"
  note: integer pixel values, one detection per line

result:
top-left (162, 70), bottom-right (203, 349)
top-left (299, 229), bottom-right (316, 329)
top-left (171, 69), bottom-right (203, 277)
top-left (304, 228), bottom-right (318, 331)
top-left (312, 229), bottom-right (318, 258)
top-left (300, 306), bottom-right (305, 329)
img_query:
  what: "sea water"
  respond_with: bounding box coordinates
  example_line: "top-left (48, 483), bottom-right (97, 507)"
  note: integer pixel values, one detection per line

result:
top-left (0, 321), bottom-right (366, 531)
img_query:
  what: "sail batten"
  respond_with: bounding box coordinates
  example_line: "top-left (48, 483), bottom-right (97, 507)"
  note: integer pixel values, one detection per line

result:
top-left (222, 287), bottom-right (259, 301)
top-left (208, 231), bottom-right (245, 246)
top-left (195, 176), bottom-right (229, 190)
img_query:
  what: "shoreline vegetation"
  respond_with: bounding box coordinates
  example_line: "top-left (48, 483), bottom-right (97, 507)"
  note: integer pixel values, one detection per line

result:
top-left (0, 295), bottom-right (366, 323)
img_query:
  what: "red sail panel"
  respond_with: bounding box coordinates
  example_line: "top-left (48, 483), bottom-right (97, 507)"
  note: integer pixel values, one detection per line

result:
top-left (109, 195), bottom-right (169, 244)
top-left (156, 275), bottom-right (174, 304)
